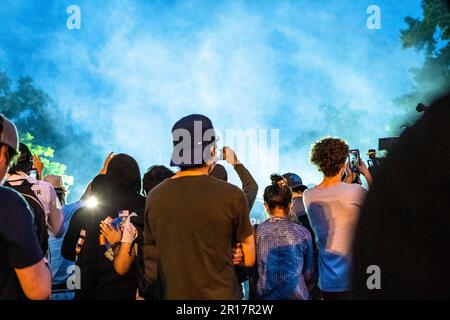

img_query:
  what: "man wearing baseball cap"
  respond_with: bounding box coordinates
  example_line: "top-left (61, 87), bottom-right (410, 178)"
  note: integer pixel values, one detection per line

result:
top-left (0, 114), bottom-right (51, 300)
top-left (282, 172), bottom-right (308, 220)
top-left (144, 114), bottom-right (255, 299)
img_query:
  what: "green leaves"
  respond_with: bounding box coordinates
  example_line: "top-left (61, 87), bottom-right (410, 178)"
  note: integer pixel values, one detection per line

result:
top-left (397, 0), bottom-right (450, 113)
top-left (21, 133), bottom-right (74, 188)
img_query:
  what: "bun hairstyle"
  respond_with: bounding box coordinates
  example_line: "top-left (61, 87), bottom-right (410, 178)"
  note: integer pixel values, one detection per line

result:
top-left (263, 174), bottom-right (292, 211)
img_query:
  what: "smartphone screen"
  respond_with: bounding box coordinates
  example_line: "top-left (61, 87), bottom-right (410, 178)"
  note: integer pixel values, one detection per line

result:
top-left (29, 169), bottom-right (37, 179)
top-left (349, 149), bottom-right (360, 173)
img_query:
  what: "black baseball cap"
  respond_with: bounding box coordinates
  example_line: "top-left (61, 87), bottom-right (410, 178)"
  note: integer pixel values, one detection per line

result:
top-left (170, 114), bottom-right (218, 168)
top-left (282, 172), bottom-right (308, 191)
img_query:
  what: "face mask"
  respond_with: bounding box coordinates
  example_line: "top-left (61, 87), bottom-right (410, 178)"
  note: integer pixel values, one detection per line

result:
top-left (0, 175), bottom-right (7, 186)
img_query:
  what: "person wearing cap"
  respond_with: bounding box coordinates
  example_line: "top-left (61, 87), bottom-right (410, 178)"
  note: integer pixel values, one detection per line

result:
top-left (144, 114), bottom-right (255, 300)
top-left (282, 172), bottom-right (308, 220)
top-left (0, 114), bottom-right (51, 300)
top-left (44, 175), bottom-right (82, 300)
top-left (282, 172), bottom-right (321, 300)
top-left (6, 143), bottom-right (64, 239)
top-left (282, 172), bottom-right (315, 243)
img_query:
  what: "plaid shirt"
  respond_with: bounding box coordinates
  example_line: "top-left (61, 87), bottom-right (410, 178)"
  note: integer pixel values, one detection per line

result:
top-left (255, 218), bottom-right (314, 300)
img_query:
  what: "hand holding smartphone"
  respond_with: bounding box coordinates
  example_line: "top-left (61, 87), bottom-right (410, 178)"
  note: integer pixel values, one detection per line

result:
top-left (349, 149), bottom-right (361, 173)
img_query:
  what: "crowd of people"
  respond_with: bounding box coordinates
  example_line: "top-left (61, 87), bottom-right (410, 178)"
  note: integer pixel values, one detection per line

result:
top-left (0, 93), bottom-right (449, 300)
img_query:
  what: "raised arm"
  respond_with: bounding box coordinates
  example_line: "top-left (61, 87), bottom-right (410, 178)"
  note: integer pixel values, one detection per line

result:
top-left (224, 147), bottom-right (259, 210)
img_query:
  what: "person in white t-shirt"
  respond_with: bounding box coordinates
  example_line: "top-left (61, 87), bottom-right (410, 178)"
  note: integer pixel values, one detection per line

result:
top-left (303, 137), bottom-right (372, 300)
top-left (6, 143), bottom-right (63, 238)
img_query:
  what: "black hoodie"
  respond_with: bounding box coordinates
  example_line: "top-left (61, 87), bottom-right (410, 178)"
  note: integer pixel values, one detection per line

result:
top-left (71, 154), bottom-right (145, 300)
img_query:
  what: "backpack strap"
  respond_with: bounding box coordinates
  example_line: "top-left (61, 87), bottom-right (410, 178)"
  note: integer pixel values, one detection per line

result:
top-left (5, 179), bottom-right (45, 218)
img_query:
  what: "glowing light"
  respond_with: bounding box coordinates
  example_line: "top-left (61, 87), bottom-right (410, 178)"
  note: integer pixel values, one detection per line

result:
top-left (85, 197), bottom-right (99, 208)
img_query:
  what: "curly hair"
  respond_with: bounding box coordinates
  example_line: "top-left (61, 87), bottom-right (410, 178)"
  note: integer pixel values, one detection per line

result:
top-left (310, 137), bottom-right (349, 177)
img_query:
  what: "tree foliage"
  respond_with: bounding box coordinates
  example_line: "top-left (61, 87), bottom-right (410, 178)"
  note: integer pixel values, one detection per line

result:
top-left (20, 133), bottom-right (74, 187)
top-left (0, 73), bottom-right (62, 149)
top-left (398, 0), bottom-right (450, 110)
top-left (0, 72), bottom-right (99, 199)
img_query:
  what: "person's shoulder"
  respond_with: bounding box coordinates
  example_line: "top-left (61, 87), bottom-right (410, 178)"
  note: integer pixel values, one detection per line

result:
top-left (0, 185), bottom-right (26, 203)
top-left (147, 177), bottom-right (173, 198)
top-left (339, 182), bottom-right (367, 195)
top-left (292, 222), bottom-right (312, 238)
top-left (302, 186), bottom-right (318, 200)
top-left (205, 176), bottom-right (242, 194)
top-left (255, 219), bottom-right (270, 233)
top-left (35, 179), bottom-right (56, 192)
top-left (0, 186), bottom-right (31, 217)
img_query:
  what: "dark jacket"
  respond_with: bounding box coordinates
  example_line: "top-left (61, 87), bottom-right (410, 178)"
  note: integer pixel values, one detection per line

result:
top-left (234, 164), bottom-right (258, 210)
top-left (63, 154), bottom-right (145, 300)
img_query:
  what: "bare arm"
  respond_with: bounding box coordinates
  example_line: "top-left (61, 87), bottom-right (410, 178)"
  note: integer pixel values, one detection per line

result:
top-left (358, 160), bottom-right (373, 188)
top-left (240, 234), bottom-right (256, 268)
top-left (15, 258), bottom-right (51, 300)
top-left (113, 243), bottom-right (136, 275)
top-left (100, 217), bottom-right (137, 275)
top-left (47, 186), bottom-right (64, 237)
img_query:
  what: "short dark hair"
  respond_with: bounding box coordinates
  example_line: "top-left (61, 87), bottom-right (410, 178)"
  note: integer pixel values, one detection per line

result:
top-left (263, 174), bottom-right (292, 211)
top-left (310, 137), bottom-right (349, 177)
top-left (143, 165), bottom-right (175, 195)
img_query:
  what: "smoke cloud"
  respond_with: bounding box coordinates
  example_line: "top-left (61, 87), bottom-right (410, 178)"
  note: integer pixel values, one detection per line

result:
top-left (0, 0), bottom-right (427, 203)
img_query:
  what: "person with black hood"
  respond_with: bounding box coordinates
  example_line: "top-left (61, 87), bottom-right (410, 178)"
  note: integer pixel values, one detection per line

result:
top-left (61, 174), bottom-right (108, 263)
top-left (352, 93), bottom-right (450, 299)
top-left (64, 153), bottom-right (145, 300)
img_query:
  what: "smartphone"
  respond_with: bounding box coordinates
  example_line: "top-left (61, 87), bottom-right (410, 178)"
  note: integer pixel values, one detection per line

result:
top-left (29, 169), bottom-right (38, 179)
top-left (349, 149), bottom-right (360, 173)
top-left (216, 147), bottom-right (226, 161)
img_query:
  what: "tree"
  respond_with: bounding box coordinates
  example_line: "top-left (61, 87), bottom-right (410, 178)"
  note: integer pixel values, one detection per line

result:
top-left (0, 72), bottom-right (100, 200)
top-left (0, 73), bottom-right (62, 149)
top-left (21, 133), bottom-right (74, 186)
top-left (397, 0), bottom-right (450, 114)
